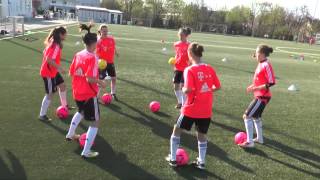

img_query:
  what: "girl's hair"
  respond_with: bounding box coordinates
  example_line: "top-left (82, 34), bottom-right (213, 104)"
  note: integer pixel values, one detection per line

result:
top-left (179, 27), bottom-right (192, 36)
top-left (189, 42), bottom-right (204, 58)
top-left (79, 24), bottom-right (97, 46)
top-left (44, 26), bottom-right (67, 48)
top-left (257, 44), bottom-right (273, 57)
top-left (98, 24), bottom-right (108, 35)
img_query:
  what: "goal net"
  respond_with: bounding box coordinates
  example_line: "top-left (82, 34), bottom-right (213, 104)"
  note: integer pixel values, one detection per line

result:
top-left (0, 16), bottom-right (25, 37)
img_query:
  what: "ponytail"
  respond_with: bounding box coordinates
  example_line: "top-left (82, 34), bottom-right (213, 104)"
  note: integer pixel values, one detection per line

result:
top-left (79, 23), bottom-right (97, 46)
top-left (44, 26), bottom-right (66, 48)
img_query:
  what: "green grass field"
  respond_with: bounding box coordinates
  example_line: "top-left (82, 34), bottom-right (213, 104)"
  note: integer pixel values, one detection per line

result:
top-left (0, 24), bottom-right (319, 180)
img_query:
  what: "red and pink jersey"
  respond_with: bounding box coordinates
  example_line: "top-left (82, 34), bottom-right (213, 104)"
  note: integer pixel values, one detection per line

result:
top-left (181, 63), bottom-right (221, 118)
top-left (40, 42), bottom-right (61, 78)
top-left (96, 36), bottom-right (116, 63)
top-left (69, 49), bottom-right (99, 101)
top-left (253, 60), bottom-right (276, 98)
top-left (174, 41), bottom-right (190, 71)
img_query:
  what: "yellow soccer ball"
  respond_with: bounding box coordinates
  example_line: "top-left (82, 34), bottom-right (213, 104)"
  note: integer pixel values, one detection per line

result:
top-left (168, 57), bottom-right (176, 65)
top-left (98, 59), bottom-right (107, 70)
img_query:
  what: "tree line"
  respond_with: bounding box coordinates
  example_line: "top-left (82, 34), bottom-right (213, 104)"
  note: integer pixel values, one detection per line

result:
top-left (101, 0), bottom-right (320, 41)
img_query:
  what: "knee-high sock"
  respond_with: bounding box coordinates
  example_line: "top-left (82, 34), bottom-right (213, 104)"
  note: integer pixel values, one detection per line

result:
top-left (40, 95), bottom-right (51, 116)
top-left (111, 79), bottom-right (116, 94)
top-left (254, 118), bottom-right (263, 141)
top-left (81, 126), bottom-right (98, 155)
top-left (170, 135), bottom-right (180, 161)
top-left (174, 90), bottom-right (182, 104)
top-left (244, 118), bottom-right (254, 143)
top-left (66, 112), bottom-right (82, 138)
top-left (198, 141), bottom-right (208, 164)
top-left (59, 89), bottom-right (67, 107)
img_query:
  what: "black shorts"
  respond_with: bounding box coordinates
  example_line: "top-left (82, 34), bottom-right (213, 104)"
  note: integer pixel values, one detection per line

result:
top-left (99, 63), bottom-right (116, 79)
top-left (76, 97), bottom-right (100, 121)
top-left (173, 70), bottom-right (184, 84)
top-left (176, 114), bottom-right (211, 134)
top-left (42, 73), bottom-right (64, 94)
top-left (245, 97), bottom-right (270, 118)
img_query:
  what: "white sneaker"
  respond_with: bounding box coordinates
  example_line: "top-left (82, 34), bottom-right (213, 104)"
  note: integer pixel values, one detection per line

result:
top-left (65, 134), bottom-right (80, 141)
top-left (81, 151), bottom-right (99, 158)
top-left (238, 141), bottom-right (255, 148)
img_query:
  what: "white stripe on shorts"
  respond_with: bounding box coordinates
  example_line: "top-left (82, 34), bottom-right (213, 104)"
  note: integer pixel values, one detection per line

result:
top-left (94, 97), bottom-right (99, 121)
top-left (249, 100), bottom-right (261, 117)
top-left (176, 114), bottom-right (184, 128)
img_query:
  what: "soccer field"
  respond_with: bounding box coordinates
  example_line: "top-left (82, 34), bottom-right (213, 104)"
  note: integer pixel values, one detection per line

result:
top-left (0, 24), bottom-right (319, 180)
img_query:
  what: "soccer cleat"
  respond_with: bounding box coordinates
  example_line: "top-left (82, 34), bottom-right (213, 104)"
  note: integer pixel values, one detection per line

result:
top-left (38, 115), bottom-right (52, 122)
top-left (111, 94), bottom-right (119, 101)
top-left (192, 158), bottom-right (205, 170)
top-left (253, 138), bottom-right (264, 144)
top-left (81, 151), bottom-right (99, 159)
top-left (175, 104), bottom-right (182, 109)
top-left (238, 141), bottom-right (255, 148)
top-left (65, 134), bottom-right (80, 141)
top-left (165, 154), bottom-right (177, 167)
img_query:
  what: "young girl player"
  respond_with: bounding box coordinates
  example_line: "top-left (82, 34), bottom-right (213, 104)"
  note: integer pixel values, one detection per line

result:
top-left (173, 27), bottom-right (191, 109)
top-left (96, 24), bottom-right (119, 101)
top-left (39, 26), bottom-right (72, 121)
top-left (239, 44), bottom-right (276, 148)
top-left (66, 24), bottom-right (107, 158)
top-left (166, 43), bottom-right (221, 170)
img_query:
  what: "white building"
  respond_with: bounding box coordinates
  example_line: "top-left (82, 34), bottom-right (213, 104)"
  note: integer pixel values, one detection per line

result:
top-left (0, 0), bottom-right (33, 18)
top-left (76, 5), bottom-right (123, 24)
top-left (41, 0), bottom-right (101, 10)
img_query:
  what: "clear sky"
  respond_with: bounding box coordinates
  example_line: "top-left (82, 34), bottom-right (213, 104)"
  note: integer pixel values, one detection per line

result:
top-left (184, 0), bottom-right (320, 18)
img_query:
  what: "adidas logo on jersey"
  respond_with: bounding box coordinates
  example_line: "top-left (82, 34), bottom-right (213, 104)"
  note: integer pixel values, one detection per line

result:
top-left (75, 68), bottom-right (84, 76)
top-left (200, 82), bottom-right (210, 93)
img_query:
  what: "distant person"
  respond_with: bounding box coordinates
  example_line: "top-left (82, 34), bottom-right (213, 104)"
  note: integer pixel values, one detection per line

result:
top-left (96, 24), bottom-right (119, 101)
top-left (166, 43), bottom-right (221, 170)
top-left (39, 26), bottom-right (73, 121)
top-left (239, 44), bottom-right (276, 148)
top-left (172, 27), bottom-right (191, 109)
top-left (66, 24), bottom-right (107, 158)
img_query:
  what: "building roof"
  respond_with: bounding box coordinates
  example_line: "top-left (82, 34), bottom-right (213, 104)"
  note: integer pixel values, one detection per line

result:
top-left (75, 5), bottom-right (123, 14)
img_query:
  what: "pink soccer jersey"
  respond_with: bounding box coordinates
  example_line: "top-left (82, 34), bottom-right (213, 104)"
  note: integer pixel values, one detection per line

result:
top-left (253, 60), bottom-right (276, 97)
top-left (174, 41), bottom-right (190, 71)
top-left (40, 42), bottom-right (61, 78)
top-left (96, 36), bottom-right (116, 63)
top-left (181, 63), bottom-right (221, 118)
top-left (69, 49), bottom-right (99, 101)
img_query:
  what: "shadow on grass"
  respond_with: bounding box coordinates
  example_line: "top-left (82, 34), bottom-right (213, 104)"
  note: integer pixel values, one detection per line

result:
top-left (0, 150), bottom-right (27, 180)
top-left (174, 164), bottom-right (224, 180)
top-left (117, 77), bottom-right (174, 98)
top-left (212, 121), bottom-right (320, 178)
top-left (106, 100), bottom-right (253, 174)
top-left (214, 109), bottom-right (320, 150)
top-left (6, 39), bottom-right (71, 64)
top-left (40, 120), bottom-right (158, 179)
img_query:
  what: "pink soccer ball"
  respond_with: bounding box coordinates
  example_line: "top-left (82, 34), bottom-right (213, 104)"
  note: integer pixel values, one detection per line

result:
top-left (176, 148), bottom-right (189, 166)
top-left (102, 93), bottom-right (113, 105)
top-left (234, 132), bottom-right (247, 145)
top-left (79, 133), bottom-right (95, 148)
top-left (56, 106), bottom-right (69, 119)
top-left (149, 101), bottom-right (160, 113)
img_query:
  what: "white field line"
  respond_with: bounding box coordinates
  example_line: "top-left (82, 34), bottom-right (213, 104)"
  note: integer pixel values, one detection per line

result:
top-left (0, 23), bottom-right (78, 41)
top-left (276, 47), bottom-right (320, 57)
top-left (3, 28), bottom-right (318, 57)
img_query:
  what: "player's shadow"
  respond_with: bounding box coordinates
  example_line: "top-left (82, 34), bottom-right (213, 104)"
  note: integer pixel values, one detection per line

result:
top-left (40, 120), bottom-right (158, 179)
top-left (106, 100), bottom-right (253, 174)
top-left (6, 39), bottom-right (71, 64)
top-left (212, 121), bottom-right (320, 178)
top-left (174, 164), bottom-right (224, 180)
top-left (214, 109), bottom-right (320, 150)
top-left (0, 150), bottom-right (27, 180)
top-left (117, 77), bottom-right (174, 98)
